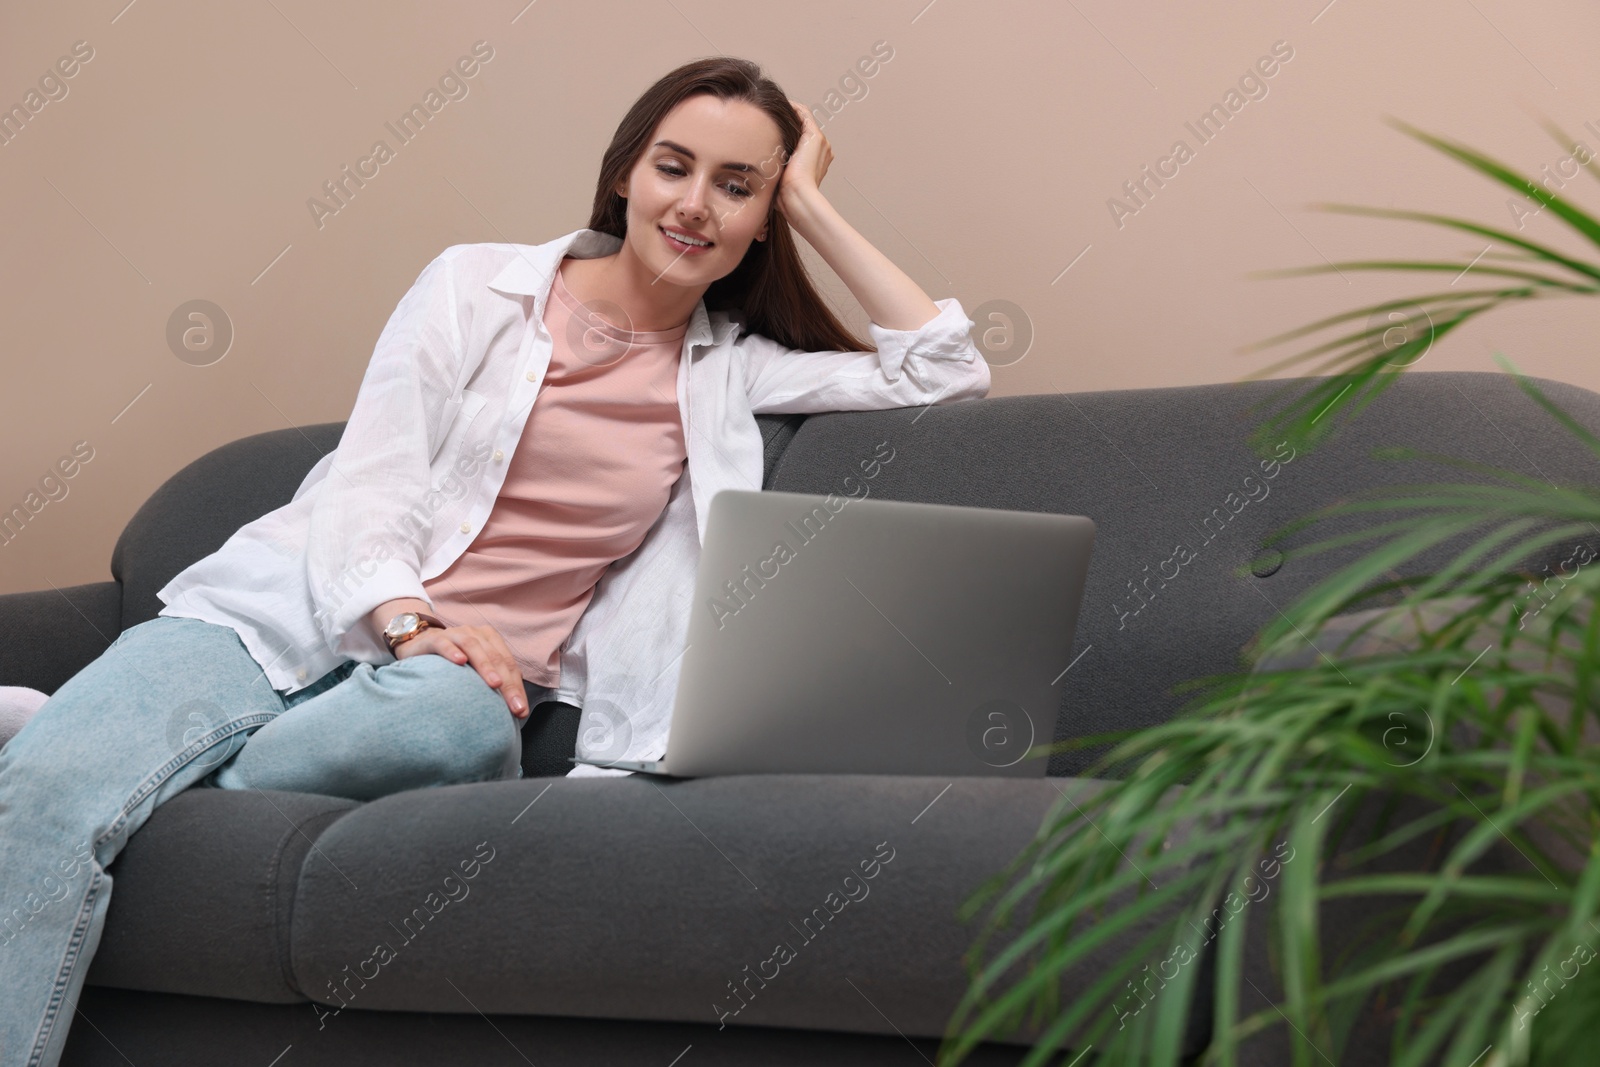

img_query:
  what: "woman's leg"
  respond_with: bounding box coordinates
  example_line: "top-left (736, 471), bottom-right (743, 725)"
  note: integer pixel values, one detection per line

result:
top-left (206, 651), bottom-right (525, 801)
top-left (0, 615), bottom-right (287, 1067)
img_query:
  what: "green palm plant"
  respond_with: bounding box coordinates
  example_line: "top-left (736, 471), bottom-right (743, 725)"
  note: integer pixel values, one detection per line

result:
top-left (939, 117), bottom-right (1600, 1066)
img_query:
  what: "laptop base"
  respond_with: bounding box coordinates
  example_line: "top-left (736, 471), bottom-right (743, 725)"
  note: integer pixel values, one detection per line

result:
top-left (568, 756), bottom-right (680, 776)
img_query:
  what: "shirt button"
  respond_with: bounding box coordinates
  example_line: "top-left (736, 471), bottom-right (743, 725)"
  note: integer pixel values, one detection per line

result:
top-left (526, 371), bottom-right (537, 382)
top-left (460, 522), bottom-right (472, 534)
top-left (492, 449), bottom-right (504, 462)
top-left (296, 667), bottom-right (308, 681)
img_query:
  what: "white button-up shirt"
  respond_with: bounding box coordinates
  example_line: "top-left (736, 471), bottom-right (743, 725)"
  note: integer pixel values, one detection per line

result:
top-left (157, 227), bottom-right (990, 776)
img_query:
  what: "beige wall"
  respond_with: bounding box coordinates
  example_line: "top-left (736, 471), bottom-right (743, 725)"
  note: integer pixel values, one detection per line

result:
top-left (3, 0), bottom-right (1598, 596)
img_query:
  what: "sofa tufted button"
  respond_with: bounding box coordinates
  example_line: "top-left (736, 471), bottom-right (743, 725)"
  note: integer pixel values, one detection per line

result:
top-left (1251, 547), bottom-right (1285, 578)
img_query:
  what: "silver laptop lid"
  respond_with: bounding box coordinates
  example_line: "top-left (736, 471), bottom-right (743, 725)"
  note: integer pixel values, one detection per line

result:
top-left (657, 489), bottom-right (1095, 777)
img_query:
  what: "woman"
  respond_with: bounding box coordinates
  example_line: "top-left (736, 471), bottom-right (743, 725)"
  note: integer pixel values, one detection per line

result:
top-left (0, 56), bottom-right (989, 1065)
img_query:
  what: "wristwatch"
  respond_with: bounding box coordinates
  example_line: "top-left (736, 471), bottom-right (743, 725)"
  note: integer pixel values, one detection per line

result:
top-left (382, 611), bottom-right (447, 654)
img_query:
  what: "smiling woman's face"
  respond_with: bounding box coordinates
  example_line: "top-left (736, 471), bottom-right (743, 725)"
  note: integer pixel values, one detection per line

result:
top-left (615, 93), bottom-right (787, 286)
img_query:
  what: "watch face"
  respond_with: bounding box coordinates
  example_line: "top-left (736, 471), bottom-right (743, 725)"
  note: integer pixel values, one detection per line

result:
top-left (386, 612), bottom-right (419, 638)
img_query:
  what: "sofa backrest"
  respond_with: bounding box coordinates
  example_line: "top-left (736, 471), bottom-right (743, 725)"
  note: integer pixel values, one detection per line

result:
top-left (110, 414), bottom-right (807, 636)
top-left (111, 372), bottom-right (1600, 776)
top-left (112, 422), bottom-right (344, 634)
top-left (760, 371), bottom-right (1600, 775)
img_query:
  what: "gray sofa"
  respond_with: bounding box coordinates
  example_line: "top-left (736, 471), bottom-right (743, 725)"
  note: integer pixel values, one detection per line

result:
top-left (5, 370), bottom-right (1597, 1065)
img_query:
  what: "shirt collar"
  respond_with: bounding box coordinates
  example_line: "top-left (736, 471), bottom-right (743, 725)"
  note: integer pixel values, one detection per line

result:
top-left (486, 227), bottom-right (738, 350)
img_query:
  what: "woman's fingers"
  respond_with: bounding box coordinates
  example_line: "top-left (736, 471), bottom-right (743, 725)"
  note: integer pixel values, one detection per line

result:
top-left (449, 629), bottom-right (525, 718)
top-left (400, 628), bottom-right (527, 718)
top-left (471, 626), bottom-right (528, 718)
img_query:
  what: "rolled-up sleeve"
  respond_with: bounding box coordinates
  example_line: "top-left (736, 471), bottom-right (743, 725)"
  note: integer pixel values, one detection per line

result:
top-left (306, 251), bottom-right (465, 664)
top-left (741, 297), bottom-right (991, 415)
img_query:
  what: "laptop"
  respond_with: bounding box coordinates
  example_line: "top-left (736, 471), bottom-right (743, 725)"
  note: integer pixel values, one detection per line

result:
top-left (570, 488), bottom-right (1095, 778)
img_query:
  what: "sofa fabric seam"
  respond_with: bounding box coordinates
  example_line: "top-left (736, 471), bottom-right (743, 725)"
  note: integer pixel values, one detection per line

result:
top-left (276, 804), bottom-right (362, 1000)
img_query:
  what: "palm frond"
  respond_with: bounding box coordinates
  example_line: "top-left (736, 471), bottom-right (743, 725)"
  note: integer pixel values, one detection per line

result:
top-left (943, 115), bottom-right (1600, 1067)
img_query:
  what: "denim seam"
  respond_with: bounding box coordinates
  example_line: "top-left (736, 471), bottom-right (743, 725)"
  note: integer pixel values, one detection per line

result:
top-left (106, 713), bottom-right (279, 837)
top-left (29, 860), bottom-right (105, 1067)
top-left (36, 713), bottom-right (279, 1064)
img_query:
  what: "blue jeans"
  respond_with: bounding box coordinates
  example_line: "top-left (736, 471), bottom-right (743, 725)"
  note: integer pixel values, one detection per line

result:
top-left (0, 615), bottom-right (526, 1067)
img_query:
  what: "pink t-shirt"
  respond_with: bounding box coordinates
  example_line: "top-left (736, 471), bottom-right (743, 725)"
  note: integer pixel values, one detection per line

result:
top-left (422, 257), bottom-right (689, 687)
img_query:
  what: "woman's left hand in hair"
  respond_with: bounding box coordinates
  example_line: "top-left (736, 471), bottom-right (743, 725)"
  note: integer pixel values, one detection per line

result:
top-left (776, 99), bottom-right (832, 219)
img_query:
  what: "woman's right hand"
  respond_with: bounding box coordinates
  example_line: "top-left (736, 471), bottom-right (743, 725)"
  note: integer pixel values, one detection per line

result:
top-left (393, 624), bottom-right (529, 719)
top-left (369, 600), bottom-right (528, 719)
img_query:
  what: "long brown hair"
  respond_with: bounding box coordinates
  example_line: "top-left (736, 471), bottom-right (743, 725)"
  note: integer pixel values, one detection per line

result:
top-left (586, 57), bottom-right (875, 356)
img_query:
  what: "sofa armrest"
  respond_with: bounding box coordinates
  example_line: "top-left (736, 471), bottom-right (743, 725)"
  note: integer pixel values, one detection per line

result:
top-left (0, 581), bottom-right (122, 694)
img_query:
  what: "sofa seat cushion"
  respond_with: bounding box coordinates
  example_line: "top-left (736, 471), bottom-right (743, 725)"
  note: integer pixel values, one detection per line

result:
top-left (86, 787), bottom-right (360, 1003)
top-left (287, 774), bottom-right (1205, 1054)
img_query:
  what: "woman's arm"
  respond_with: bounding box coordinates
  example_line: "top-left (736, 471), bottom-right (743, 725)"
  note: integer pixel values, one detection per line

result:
top-left (307, 252), bottom-right (463, 664)
top-left (776, 100), bottom-right (942, 332)
top-left (734, 102), bottom-right (991, 416)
